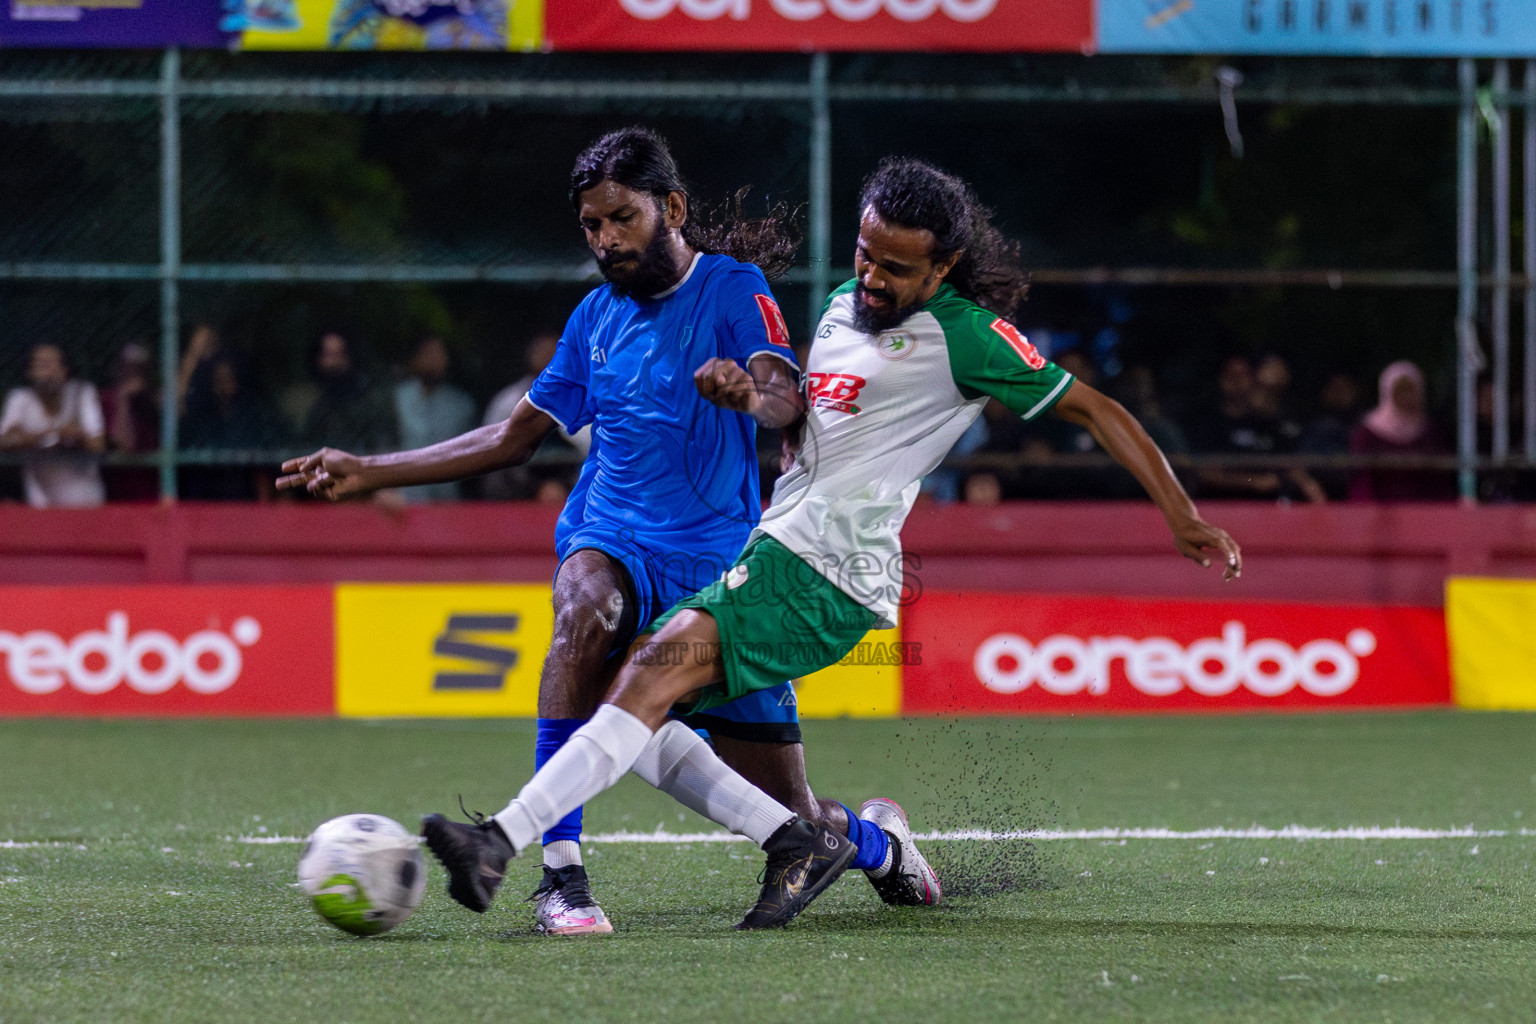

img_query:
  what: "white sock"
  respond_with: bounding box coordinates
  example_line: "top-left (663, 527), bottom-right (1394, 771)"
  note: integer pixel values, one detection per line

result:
top-left (542, 840), bottom-right (582, 870)
top-left (631, 720), bottom-right (796, 847)
top-left (494, 704), bottom-right (652, 854)
top-left (868, 838), bottom-right (895, 878)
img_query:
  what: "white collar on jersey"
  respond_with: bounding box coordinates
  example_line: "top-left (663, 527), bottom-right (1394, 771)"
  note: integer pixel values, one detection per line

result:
top-left (648, 251), bottom-right (702, 300)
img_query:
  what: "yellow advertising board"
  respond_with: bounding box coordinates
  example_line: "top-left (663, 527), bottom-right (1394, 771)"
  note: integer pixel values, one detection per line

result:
top-left (337, 583), bottom-right (552, 717)
top-left (794, 627), bottom-right (903, 718)
top-left (238, 0), bottom-right (543, 52)
top-left (1446, 577), bottom-right (1536, 710)
top-left (337, 583), bottom-right (900, 719)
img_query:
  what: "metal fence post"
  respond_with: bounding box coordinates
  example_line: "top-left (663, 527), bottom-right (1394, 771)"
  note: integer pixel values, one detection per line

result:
top-left (1456, 58), bottom-right (1480, 501)
top-left (158, 47), bottom-right (181, 501)
top-left (1492, 60), bottom-right (1510, 464)
top-left (1526, 60), bottom-right (1536, 460)
top-left (807, 52), bottom-right (831, 341)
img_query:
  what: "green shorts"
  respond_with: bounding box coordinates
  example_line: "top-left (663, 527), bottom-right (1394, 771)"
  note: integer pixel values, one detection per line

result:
top-left (650, 535), bottom-right (880, 715)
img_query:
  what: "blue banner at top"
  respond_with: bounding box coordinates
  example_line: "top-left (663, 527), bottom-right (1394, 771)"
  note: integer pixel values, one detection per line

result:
top-left (0, 1), bottom-right (230, 48)
top-left (1098, 0), bottom-right (1536, 56)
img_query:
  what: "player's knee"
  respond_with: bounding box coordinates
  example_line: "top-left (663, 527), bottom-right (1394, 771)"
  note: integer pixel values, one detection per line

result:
top-left (551, 584), bottom-right (626, 653)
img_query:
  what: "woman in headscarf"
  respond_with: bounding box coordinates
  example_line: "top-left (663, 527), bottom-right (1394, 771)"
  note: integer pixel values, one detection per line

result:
top-left (1348, 360), bottom-right (1456, 501)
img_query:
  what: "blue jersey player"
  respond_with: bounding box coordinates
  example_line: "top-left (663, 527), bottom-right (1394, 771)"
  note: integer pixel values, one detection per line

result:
top-left (280, 128), bottom-right (907, 934)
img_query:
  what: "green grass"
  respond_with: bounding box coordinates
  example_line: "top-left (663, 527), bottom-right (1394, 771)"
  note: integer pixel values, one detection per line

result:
top-left (2, 713), bottom-right (1535, 1023)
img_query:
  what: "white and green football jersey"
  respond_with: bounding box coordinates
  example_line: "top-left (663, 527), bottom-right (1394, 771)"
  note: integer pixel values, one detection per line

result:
top-left (755, 280), bottom-right (1074, 627)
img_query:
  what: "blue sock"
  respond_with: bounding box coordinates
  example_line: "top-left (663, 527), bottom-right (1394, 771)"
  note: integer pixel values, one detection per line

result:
top-left (839, 803), bottom-right (890, 872)
top-left (535, 718), bottom-right (586, 847)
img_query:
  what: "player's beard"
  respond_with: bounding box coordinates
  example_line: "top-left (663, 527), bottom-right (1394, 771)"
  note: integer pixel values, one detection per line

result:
top-left (851, 281), bottom-right (923, 335)
top-left (596, 225), bottom-right (683, 300)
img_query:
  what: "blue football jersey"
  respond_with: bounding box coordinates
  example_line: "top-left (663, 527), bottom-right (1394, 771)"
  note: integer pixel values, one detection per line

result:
top-left (527, 253), bottom-right (798, 592)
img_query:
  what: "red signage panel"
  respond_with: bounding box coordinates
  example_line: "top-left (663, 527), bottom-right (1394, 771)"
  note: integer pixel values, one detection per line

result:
top-left (903, 592), bottom-right (1450, 713)
top-left (0, 586), bottom-right (333, 716)
top-left (545, 0), bottom-right (1092, 52)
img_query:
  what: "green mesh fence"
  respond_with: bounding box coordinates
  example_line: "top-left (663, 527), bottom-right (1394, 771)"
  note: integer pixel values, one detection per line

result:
top-left (0, 50), bottom-right (1526, 501)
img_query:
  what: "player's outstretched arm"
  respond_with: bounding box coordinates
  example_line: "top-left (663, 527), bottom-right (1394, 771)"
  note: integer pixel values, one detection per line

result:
top-left (276, 398), bottom-right (558, 501)
top-left (693, 355), bottom-right (804, 429)
top-left (1050, 379), bottom-right (1242, 581)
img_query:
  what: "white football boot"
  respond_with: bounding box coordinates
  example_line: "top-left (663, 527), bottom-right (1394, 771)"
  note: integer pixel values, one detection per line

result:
top-left (530, 865), bottom-right (614, 936)
top-left (859, 798), bottom-right (941, 907)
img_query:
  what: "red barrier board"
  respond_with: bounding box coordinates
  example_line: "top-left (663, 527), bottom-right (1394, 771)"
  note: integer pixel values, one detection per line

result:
top-left (903, 592), bottom-right (1450, 713)
top-left (0, 587), bottom-right (333, 716)
top-left (545, 0), bottom-right (1092, 52)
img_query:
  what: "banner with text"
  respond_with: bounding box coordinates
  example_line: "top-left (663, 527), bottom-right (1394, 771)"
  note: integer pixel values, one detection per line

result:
top-left (0, 0), bottom-right (544, 50)
top-left (543, 0), bottom-right (1092, 52)
top-left (902, 592), bottom-right (1450, 714)
top-left (1098, 0), bottom-right (1536, 56)
top-left (1, 0), bottom-right (227, 48)
top-left (0, 586), bottom-right (334, 716)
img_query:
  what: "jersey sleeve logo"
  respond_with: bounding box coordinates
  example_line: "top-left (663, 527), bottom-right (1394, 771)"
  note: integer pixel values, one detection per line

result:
top-left (755, 294), bottom-right (793, 349)
top-left (806, 372), bottom-right (866, 415)
top-left (989, 318), bottom-right (1046, 370)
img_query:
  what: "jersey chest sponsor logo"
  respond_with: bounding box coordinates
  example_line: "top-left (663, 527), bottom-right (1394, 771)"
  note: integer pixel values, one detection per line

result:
top-left (989, 318), bottom-right (1046, 370)
top-left (806, 372), bottom-right (867, 415)
top-left (755, 294), bottom-right (793, 348)
top-left (876, 331), bottom-right (916, 360)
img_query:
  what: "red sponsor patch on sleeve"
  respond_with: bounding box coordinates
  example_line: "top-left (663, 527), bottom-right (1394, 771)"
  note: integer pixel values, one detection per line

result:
top-left (990, 318), bottom-right (1046, 370)
top-left (755, 294), bottom-right (793, 348)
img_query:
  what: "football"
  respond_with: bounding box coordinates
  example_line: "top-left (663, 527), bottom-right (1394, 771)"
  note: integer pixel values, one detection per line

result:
top-left (296, 814), bottom-right (427, 936)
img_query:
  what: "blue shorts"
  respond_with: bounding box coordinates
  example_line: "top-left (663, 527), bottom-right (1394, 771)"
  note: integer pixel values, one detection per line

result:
top-left (561, 535), bottom-right (803, 744)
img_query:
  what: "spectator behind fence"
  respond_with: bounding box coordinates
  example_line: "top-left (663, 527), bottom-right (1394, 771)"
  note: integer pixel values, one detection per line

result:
top-left (1185, 354), bottom-right (1324, 503)
top-left (1250, 353), bottom-right (1326, 503)
top-left (480, 333), bottom-right (591, 503)
top-left (1249, 353), bottom-right (1305, 449)
top-left (0, 342), bottom-right (106, 508)
top-left (101, 340), bottom-right (161, 502)
top-left (393, 336), bottom-right (477, 503)
top-left (1298, 370), bottom-right (1363, 500)
top-left (1349, 360), bottom-right (1456, 502)
top-left (300, 330), bottom-right (397, 455)
top-left (180, 351), bottom-right (286, 501)
top-left (176, 322), bottom-right (223, 415)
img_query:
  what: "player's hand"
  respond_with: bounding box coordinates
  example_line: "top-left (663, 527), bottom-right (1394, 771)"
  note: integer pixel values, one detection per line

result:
top-left (276, 448), bottom-right (371, 501)
top-left (1170, 516), bottom-right (1242, 581)
top-left (693, 358), bottom-right (758, 414)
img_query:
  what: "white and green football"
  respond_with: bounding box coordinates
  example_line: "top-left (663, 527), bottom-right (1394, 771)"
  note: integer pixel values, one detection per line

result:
top-left (297, 813), bottom-right (426, 936)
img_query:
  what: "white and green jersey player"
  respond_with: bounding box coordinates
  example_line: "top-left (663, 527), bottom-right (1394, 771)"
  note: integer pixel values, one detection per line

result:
top-left (656, 205), bottom-right (1240, 711)
top-left (657, 279), bottom-right (1081, 707)
top-left (761, 278), bottom-right (1073, 627)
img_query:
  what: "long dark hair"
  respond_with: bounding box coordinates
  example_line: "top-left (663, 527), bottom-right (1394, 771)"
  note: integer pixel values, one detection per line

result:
top-left (858, 157), bottom-right (1030, 319)
top-left (569, 126), bottom-right (801, 281)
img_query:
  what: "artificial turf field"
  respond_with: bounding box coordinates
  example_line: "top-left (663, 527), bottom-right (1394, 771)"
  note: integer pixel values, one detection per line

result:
top-left (1, 713), bottom-right (1533, 1024)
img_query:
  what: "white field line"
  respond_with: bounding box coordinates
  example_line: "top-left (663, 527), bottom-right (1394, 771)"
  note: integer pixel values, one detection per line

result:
top-left (0, 840), bottom-right (87, 850)
top-left (228, 825), bottom-right (1536, 846)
